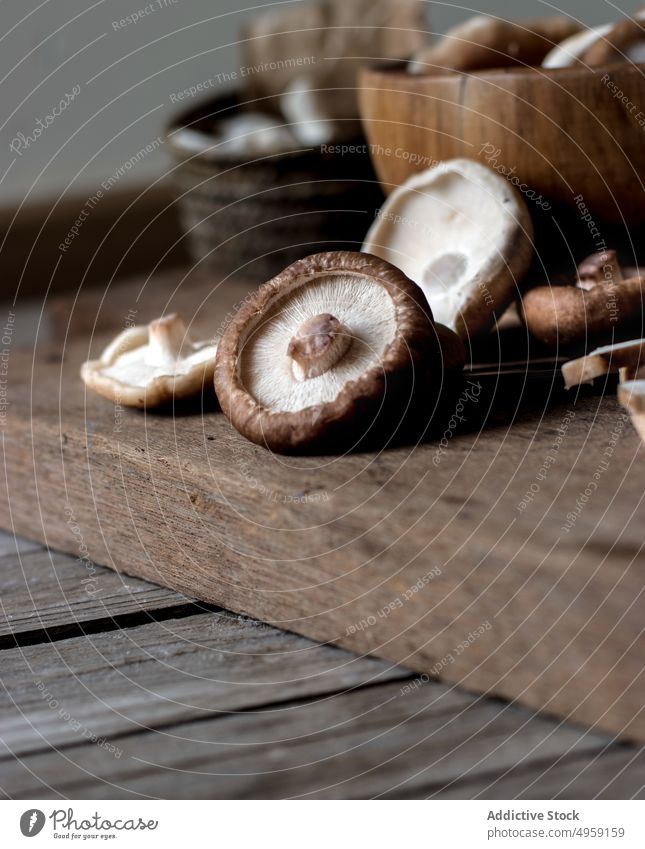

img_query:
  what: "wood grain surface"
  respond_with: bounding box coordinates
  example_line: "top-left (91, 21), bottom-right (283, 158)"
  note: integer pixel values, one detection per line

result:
top-left (0, 542), bottom-right (190, 641)
top-left (1, 533), bottom-right (643, 800)
top-left (1, 270), bottom-right (644, 747)
top-left (359, 63), bottom-right (645, 225)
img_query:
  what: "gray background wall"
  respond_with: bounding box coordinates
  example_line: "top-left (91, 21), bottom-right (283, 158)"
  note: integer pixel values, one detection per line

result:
top-left (0, 0), bottom-right (637, 206)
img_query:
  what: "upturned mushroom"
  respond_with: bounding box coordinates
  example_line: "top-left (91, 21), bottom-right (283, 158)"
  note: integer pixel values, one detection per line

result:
top-left (520, 251), bottom-right (644, 348)
top-left (362, 158), bottom-right (534, 341)
top-left (561, 338), bottom-right (645, 389)
top-left (214, 251), bottom-right (464, 454)
top-left (81, 314), bottom-right (219, 408)
top-left (408, 15), bottom-right (582, 74)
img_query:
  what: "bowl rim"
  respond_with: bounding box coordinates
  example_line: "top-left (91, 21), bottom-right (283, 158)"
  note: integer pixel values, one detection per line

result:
top-left (360, 59), bottom-right (645, 83)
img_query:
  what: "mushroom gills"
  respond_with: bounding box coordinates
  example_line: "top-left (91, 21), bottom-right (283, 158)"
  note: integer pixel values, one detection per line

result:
top-left (101, 345), bottom-right (216, 388)
top-left (365, 172), bottom-right (497, 314)
top-left (421, 252), bottom-right (470, 327)
top-left (239, 273), bottom-right (398, 413)
top-left (100, 316), bottom-right (216, 388)
top-left (363, 159), bottom-right (533, 337)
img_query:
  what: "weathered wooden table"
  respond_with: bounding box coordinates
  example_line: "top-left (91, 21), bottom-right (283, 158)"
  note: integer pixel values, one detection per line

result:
top-left (2, 529), bottom-right (644, 799)
top-left (1, 269), bottom-right (644, 798)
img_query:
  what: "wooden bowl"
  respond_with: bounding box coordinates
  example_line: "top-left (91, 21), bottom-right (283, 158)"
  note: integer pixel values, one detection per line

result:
top-left (359, 63), bottom-right (645, 225)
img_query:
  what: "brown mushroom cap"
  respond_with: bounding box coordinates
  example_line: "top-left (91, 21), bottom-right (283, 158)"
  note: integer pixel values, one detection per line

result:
top-left (581, 17), bottom-right (645, 66)
top-left (542, 23), bottom-right (613, 68)
top-left (214, 251), bottom-right (463, 454)
top-left (408, 15), bottom-right (582, 74)
top-left (520, 253), bottom-right (645, 348)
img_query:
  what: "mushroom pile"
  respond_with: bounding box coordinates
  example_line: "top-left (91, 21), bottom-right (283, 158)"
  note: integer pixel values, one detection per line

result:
top-left (407, 10), bottom-right (645, 75)
top-left (81, 253), bottom-right (465, 455)
top-left (543, 12), bottom-right (645, 68)
top-left (203, 0), bottom-right (424, 158)
top-left (214, 251), bottom-right (464, 454)
top-left (408, 15), bottom-right (582, 74)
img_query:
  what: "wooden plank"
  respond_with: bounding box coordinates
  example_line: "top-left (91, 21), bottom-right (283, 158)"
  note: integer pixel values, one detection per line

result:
top-left (44, 267), bottom-right (228, 346)
top-left (0, 679), bottom-right (611, 799)
top-left (433, 748), bottom-right (645, 800)
top-left (1, 186), bottom-right (186, 301)
top-left (3, 531), bottom-right (633, 800)
top-left (0, 530), bottom-right (41, 558)
top-left (0, 611), bottom-right (406, 757)
top-left (0, 541), bottom-right (189, 640)
top-left (2, 273), bottom-right (645, 743)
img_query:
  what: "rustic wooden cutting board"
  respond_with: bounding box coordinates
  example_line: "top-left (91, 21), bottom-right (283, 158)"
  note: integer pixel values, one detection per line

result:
top-left (2, 269), bottom-right (644, 744)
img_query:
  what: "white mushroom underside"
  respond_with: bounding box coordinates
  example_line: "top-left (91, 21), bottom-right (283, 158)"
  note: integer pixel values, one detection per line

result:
top-left (363, 167), bottom-right (516, 328)
top-left (542, 23), bottom-right (612, 67)
top-left (101, 344), bottom-right (216, 388)
top-left (239, 274), bottom-right (397, 413)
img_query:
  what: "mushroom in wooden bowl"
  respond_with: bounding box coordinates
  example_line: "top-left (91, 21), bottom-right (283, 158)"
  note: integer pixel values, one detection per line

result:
top-left (358, 14), bottom-right (645, 225)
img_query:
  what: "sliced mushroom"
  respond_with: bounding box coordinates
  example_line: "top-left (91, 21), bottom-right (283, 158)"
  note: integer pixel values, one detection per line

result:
top-left (618, 376), bottom-right (645, 412)
top-left (408, 15), bottom-right (582, 74)
top-left (214, 251), bottom-right (464, 454)
top-left (561, 338), bottom-right (645, 389)
top-left (618, 376), bottom-right (645, 444)
top-left (581, 17), bottom-right (645, 66)
top-left (81, 314), bottom-right (218, 408)
top-left (362, 158), bottom-right (534, 341)
top-left (520, 252), bottom-right (645, 348)
top-left (542, 23), bottom-right (613, 68)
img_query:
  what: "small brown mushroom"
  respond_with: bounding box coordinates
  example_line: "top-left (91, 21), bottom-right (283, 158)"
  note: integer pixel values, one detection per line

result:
top-left (581, 17), bottom-right (645, 66)
top-left (214, 251), bottom-right (464, 454)
top-left (81, 314), bottom-right (218, 408)
top-left (561, 338), bottom-right (645, 389)
top-left (520, 252), bottom-right (645, 348)
top-left (362, 158), bottom-right (534, 341)
top-left (408, 15), bottom-right (582, 74)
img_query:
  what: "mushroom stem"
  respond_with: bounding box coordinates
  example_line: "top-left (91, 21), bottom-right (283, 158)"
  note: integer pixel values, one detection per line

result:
top-left (577, 250), bottom-right (624, 291)
top-left (146, 314), bottom-right (188, 366)
top-left (287, 313), bottom-right (352, 381)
